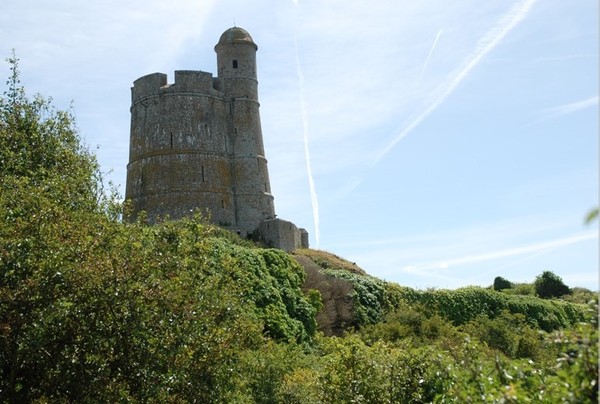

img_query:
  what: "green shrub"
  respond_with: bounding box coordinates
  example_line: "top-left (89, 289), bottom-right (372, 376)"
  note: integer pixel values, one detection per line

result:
top-left (563, 287), bottom-right (599, 304)
top-left (461, 311), bottom-right (547, 360)
top-left (534, 271), bottom-right (571, 299)
top-left (502, 282), bottom-right (535, 296)
top-left (403, 286), bottom-right (585, 331)
top-left (546, 315), bottom-right (598, 402)
top-left (317, 336), bottom-right (449, 403)
top-left (320, 269), bottom-right (388, 327)
top-left (493, 276), bottom-right (512, 291)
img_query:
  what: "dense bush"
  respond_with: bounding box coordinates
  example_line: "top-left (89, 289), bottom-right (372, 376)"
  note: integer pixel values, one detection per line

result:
top-left (320, 269), bottom-right (388, 327)
top-left (392, 286), bottom-right (586, 332)
top-left (534, 270), bottom-right (572, 299)
top-left (0, 208), bottom-right (320, 401)
top-left (461, 310), bottom-right (547, 360)
top-left (501, 282), bottom-right (535, 296)
top-left (247, 316), bottom-right (599, 403)
top-left (493, 276), bottom-right (512, 291)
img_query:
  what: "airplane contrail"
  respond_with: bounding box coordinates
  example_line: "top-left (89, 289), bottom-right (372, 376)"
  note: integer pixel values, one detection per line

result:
top-left (376, 0), bottom-right (538, 162)
top-left (293, 37), bottom-right (321, 247)
top-left (416, 28), bottom-right (444, 86)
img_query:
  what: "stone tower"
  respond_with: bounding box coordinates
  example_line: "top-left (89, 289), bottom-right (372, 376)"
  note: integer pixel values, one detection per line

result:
top-left (125, 27), bottom-right (308, 251)
top-left (214, 27), bottom-right (275, 234)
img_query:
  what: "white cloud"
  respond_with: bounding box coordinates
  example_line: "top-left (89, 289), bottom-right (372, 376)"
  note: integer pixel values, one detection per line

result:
top-left (259, 0), bottom-right (544, 206)
top-left (0, 0), bottom-right (217, 192)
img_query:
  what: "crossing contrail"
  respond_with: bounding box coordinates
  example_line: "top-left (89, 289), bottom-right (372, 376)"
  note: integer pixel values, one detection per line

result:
top-left (376, 0), bottom-right (538, 162)
top-left (417, 28), bottom-right (444, 86)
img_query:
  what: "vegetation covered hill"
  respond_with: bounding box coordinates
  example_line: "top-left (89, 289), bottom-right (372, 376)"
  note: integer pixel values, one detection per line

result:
top-left (1, 56), bottom-right (597, 402)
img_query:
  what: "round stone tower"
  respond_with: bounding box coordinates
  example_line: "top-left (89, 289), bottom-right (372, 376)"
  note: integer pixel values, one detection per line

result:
top-left (214, 27), bottom-right (275, 234)
top-left (125, 27), bottom-right (275, 237)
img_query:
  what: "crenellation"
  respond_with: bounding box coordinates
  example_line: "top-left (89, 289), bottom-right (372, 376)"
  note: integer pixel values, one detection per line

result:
top-left (131, 72), bottom-right (167, 102)
top-left (173, 70), bottom-right (214, 93)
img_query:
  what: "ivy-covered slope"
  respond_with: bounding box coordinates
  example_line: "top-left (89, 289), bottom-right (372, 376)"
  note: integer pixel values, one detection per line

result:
top-left (294, 249), bottom-right (589, 334)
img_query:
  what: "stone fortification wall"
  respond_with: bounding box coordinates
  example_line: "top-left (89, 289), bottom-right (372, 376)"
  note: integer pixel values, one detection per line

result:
top-left (258, 219), bottom-right (309, 252)
top-left (126, 70), bottom-right (236, 227)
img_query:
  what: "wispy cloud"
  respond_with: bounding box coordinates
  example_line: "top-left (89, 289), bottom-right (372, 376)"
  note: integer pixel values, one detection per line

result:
top-left (331, 210), bottom-right (597, 288)
top-left (401, 231), bottom-right (597, 273)
top-left (375, 0), bottom-right (538, 162)
top-left (541, 96), bottom-right (599, 120)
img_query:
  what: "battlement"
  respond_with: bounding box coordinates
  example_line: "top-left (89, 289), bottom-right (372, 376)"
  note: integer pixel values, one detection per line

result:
top-left (174, 70), bottom-right (215, 92)
top-left (131, 70), bottom-right (221, 103)
top-left (132, 72), bottom-right (167, 102)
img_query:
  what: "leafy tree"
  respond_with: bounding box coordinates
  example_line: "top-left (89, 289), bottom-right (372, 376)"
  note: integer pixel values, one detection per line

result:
top-left (534, 271), bottom-right (571, 299)
top-left (493, 276), bottom-right (512, 291)
top-left (0, 52), bottom-right (101, 213)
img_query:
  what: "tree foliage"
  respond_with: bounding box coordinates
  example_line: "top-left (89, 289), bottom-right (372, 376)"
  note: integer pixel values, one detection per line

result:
top-left (534, 270), bottom-right (571, 299)
top-left (493, 276), bottom-right (512, 291)
top-left (0, 52), bottom-right (101, 214)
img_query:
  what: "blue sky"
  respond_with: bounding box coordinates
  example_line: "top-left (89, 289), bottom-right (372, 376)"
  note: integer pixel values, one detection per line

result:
top-left (2, 0), bottom-right (597, 289)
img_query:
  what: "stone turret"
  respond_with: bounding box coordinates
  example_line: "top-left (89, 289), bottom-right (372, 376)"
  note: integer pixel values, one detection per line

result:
top-left (125, 27), bottom-right (307, 251)
top-left (215, 27), bottom-right (275, 234)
